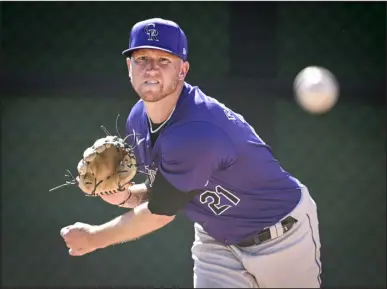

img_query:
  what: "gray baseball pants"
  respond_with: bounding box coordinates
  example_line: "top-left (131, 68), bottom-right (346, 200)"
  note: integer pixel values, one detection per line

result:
top-left (191, 186), bottom-right (322, 288)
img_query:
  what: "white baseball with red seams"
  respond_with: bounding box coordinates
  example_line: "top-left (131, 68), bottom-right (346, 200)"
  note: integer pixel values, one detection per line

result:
top-left (294, 66), bottom-right (339, 114)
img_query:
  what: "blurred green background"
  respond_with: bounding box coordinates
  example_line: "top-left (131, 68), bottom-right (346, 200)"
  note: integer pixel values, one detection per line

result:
top-left (1, 2), bottom-right (385, 288)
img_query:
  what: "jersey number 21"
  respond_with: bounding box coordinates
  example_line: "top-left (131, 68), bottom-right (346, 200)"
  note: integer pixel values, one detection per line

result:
top-left (199, 185), bottom-right (240, 215)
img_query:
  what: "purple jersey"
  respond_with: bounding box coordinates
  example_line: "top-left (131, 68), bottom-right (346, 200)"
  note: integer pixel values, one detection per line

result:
top-left (126, 82), bottom-right (302, 245)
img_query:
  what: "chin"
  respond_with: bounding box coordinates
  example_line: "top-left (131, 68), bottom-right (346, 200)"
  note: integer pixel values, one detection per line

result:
top-left (138, 89), bottom-right (167, 102)
top-left (139, 93), bottom-right (162, 102)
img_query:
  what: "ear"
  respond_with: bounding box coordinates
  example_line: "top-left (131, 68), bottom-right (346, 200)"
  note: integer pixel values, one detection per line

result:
top-left (178, 61), bottom-right (190, 80)
top-left (126, 58), bottom-right (132, 79)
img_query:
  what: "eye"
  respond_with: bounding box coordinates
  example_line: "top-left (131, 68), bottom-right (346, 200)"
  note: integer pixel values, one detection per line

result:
top-left (136, 56), bottom-right (147, 62)
top-left (159, 57), bottom-right (170, 64)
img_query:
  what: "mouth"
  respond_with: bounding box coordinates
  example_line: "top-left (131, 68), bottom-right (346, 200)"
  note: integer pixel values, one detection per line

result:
top-left (144, 80), bottom-right (160, 85)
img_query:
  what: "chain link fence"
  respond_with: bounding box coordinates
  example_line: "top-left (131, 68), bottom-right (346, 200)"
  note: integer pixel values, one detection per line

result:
top-left (2, 2), bottom-right (385, 288)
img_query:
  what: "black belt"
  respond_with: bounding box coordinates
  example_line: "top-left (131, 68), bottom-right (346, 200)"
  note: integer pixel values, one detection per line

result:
top-left (237, 216), bottom-right (298, 247)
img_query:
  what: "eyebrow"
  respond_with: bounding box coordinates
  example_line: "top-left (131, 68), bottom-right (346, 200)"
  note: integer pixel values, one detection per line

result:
top-left (137, 54), bottom-right (171, 58)
top-left (133, 51), bottom-right (175, 57)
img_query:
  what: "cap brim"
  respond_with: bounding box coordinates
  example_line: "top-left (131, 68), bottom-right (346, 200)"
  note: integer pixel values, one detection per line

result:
top-left (122, 46), bottom-right (176, 57)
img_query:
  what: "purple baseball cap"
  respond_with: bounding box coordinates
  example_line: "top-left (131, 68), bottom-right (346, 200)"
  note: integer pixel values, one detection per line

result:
top-left (122, 18), bottom-right (188, 61)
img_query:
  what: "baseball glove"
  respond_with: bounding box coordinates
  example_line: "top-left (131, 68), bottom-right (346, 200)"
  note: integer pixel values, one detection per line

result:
top-left (77, 135), bottom-right (138, 196)
top-left (50, 135), bottom-right (138, 197)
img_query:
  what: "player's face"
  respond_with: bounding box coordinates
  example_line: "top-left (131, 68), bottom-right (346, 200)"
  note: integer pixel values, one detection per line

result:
top-left (127, 49), bottom-right (188, 102)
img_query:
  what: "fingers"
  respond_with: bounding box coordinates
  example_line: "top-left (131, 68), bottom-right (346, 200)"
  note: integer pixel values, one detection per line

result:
top-left (64, 239), bottom-right (89, 256)
top-left (60, 222), bottom-right (82, 238)
top-left (60, 224), bottom-right (80, 248)
top-left (60, 226), bottom-right (71, 238)
top-left (69, 248), bottom-right (89, 256)
top-left (60, 223), bottom-right (96, 257)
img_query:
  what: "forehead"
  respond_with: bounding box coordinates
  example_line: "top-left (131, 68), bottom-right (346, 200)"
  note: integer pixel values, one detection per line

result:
top-left (131, 48), bottom-right (178, 59)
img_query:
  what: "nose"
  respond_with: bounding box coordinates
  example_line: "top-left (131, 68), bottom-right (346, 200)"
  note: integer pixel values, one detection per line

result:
top-left (145, 59), bottom-right (159, 74)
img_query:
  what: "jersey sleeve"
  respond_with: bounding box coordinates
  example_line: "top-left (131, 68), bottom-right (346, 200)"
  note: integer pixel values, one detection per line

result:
top-left (159, 122), bottom-right (237, 192)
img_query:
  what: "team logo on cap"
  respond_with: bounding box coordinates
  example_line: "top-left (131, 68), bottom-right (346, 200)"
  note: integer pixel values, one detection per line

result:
top-left (144, 23), bottom-right (159, 41)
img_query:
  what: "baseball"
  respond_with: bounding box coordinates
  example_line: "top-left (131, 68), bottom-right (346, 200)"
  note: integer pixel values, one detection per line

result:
top-left (293, 66), bottom-right (339, 114)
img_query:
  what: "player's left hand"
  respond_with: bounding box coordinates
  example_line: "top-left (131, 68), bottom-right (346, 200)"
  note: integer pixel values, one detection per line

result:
top-left (60, 222), bottom-right (101, 256)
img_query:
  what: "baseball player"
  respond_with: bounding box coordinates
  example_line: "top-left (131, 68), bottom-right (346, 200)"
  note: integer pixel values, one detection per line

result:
top-left (60, 18), bottom-right (322, 288)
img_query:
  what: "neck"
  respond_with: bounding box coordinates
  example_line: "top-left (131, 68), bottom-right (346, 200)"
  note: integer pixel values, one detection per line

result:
top-left (144, 82), bottom-right (184, 124)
